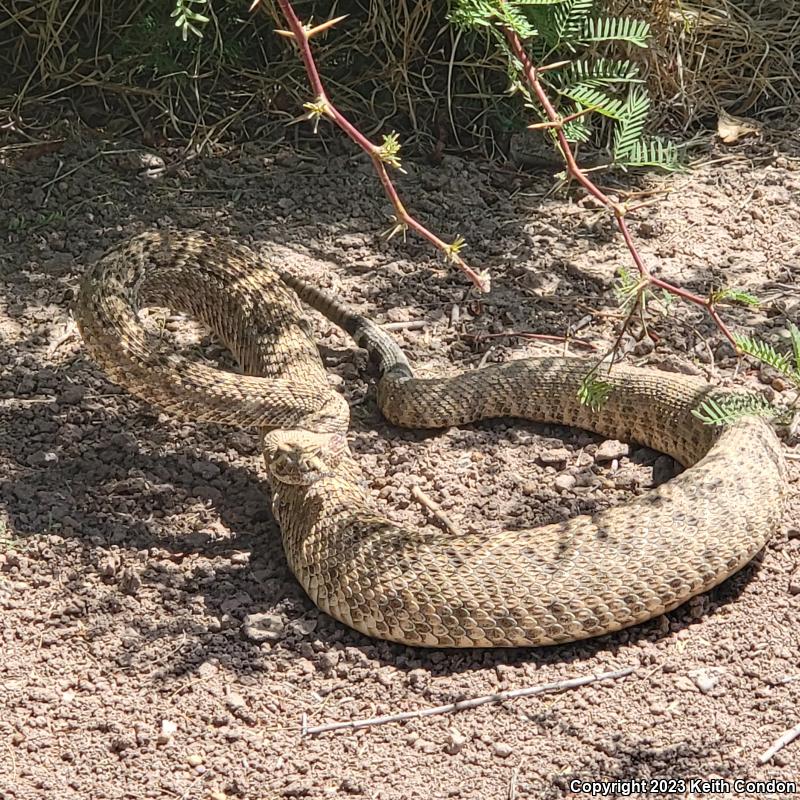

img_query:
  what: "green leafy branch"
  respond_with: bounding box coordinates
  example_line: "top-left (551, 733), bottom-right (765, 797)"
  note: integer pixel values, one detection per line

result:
top-left (171, 0), bottom-right (210, 41)
top-left (692, 323), bottom-right (800, 426)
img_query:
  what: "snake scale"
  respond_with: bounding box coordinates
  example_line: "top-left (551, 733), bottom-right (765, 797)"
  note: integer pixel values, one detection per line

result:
top-left (75, 230), bottom-right (787, 647)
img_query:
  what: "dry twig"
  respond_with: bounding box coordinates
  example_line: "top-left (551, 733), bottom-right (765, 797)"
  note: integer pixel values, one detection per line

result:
top-left (302, 665), bottom-right (636, 736)
top-left (758, 720), bottom-right (800, 764)
top-left (411, 485), bottom-right (460, 535)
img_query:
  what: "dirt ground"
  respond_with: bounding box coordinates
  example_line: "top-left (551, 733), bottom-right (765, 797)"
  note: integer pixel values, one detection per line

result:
top-left (0, 123), bottom-right (799, 800)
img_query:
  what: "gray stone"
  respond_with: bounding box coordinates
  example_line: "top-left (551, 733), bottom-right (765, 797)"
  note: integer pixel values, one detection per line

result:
top-left (595, 439), bottom-right (629, 462)
top-left (242, 612), bottom-right (285, 643)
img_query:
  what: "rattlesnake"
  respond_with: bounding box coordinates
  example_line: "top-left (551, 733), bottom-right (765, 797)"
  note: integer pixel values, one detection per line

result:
top-left (75, 230), bottom-right (787, 647)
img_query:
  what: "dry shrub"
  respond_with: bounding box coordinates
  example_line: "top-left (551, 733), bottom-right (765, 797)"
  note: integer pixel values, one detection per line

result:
top-left (1, 0), bottom-right (797, 149)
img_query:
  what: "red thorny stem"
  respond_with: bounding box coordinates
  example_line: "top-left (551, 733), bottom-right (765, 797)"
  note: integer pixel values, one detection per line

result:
top-left (265, 0), bottom-right (489, 292)
top-left (265, 0), bottom-right (740, 350)
top-left (501, 25), bottom-right (740, 352)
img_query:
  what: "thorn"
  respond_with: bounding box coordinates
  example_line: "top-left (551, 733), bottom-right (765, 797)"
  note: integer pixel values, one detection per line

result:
top-left (537, 59), bottom-right (572, 73)
top-left (527, 121), bottom-right (561, 131)
top-left (274, 28), bottom-right (296, 39)
top-left (248, 0), bottom-right (261, 11)
top-left (306, 14), bottom-right (348, 38)
top-left (561, 106), bottom-right (596, 125)
top-left (382, 218), bottom-right (408, 242)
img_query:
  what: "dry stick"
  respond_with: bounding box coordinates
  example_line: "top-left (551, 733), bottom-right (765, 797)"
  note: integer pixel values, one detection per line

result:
top-left (265, 0), bottom-right (489, 292)
top-left (500, 23), bottom-right (740, 354)
top-left (467, 331), bottom-right (598, 351)
top-left (758, 720), bottom-right (800, 764)
top-left (411, 485), bottom-right (460, 535)
top-left (302, 666), bottom-right (635, 736)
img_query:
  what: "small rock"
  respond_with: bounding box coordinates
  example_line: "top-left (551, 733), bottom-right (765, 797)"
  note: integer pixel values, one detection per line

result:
top-left (157, 719), bottom-right (177, 745)
top-left (193, 486), bottom-right (223, 503)
top-left (689, 669), bottom-right (724, 694)
top-left (119, 568), bottom-right (141, 596)
top-left (290, 617), bottom-right (318, 637)
top-left (192, 461), bottom-right (221, 480)
top-left (554, 474), bottom-right (576, 493)
top-left (187, 753), bottom-right (203, 767)
top-left (26, 450), bottom-right (58, 468)
top-left (538, 448), bottom-right (570, 467)
top-left (492, 742), bottom-right (513, 758)
top-left (444, 728), bottom-right (467, 755)
top-left (58, 385), bottom-right (85, 405)
top-left (226, 692), bottom-right (246, 710)
top-left (242, 612), bottom-right (285, 643)
top-left (595, 439), bottom-right (629, 462)
top-left (674, 675), bottom-right (699, 693)
top-left (282, 782), bottom-right (311, 797)
top-left (340, 777), bottom-right (365, 795)
top-left (788, 570), bottom-right (800, 595)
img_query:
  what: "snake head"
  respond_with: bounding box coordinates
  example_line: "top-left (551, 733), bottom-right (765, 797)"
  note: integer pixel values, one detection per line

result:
top-left (263, 430), bottom-right (348, 486)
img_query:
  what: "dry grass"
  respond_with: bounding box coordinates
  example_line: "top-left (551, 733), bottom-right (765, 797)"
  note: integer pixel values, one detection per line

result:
top-left (1, 0), bottom-right (798, 150)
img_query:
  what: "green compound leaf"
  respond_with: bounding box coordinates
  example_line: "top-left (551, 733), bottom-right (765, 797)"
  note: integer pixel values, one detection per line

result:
top-left (613, 86), bottom-right (650, 161)
top-left (579, 16), bottom-right (650, 48)
top-left (710, 288), bottom-right (761, 307)
top-left (578, 372), bottom-right (613, 411)
top-left (692, 394), bottom-right (777, 427)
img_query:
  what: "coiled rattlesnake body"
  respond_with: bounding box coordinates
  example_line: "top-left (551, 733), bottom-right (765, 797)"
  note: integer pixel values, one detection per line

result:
top-left (76, 230), bottom-right (787, 647)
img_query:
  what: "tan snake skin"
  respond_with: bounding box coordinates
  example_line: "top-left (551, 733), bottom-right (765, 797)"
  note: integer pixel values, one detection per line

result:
top-left (75, 230), bottom-right (787, 647)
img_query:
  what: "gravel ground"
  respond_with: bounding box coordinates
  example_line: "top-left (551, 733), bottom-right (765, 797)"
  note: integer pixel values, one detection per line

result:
top-left (0, 127), bottom-right (799, 800)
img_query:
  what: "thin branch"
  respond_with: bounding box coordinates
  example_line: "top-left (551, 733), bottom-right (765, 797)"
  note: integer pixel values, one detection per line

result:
top-left (411, 485), bottom-right (460, 535)
top-left (465, 331), bottom-right (598, 351)
top-left (758, 719), bottom-right (800, 764)
top-left (263, 0), bottom-right (489, 292)
top-left (302, 666), bottom-right (636, 736)
top-left (500, 19), bottom-right (739, 354)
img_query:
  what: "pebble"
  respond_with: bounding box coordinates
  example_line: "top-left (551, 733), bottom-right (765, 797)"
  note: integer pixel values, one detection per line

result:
top-left (157, 719), bottom-right (177, 745)
top-left (553, 474), bottom-right (576, 492)
top-left (538, 448), bottom-right (570, 467)
top-left (444, 728), bottom-right (467, 755)
top-left (57, 384), bottom-right (85, 405)
top-left (186, 753), bottom-right (203, 767)
top-left (242, 612), bottom-right (285, 643)
top-left (26, 450), bottom-right (58, 467)
top-left (492, 742), bottom-right (513, 758)
top-left (595, 439), bottom-right (629, 462)
top-left (788, 569), bottom-right (800, 595)
top-left (290, 617), bottom-right (318, 636)
top-left (192, 461), bottom-right (221, 479)
top-left (689, 669), bottom-right (724, 694)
